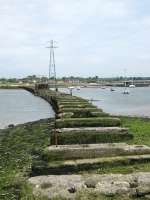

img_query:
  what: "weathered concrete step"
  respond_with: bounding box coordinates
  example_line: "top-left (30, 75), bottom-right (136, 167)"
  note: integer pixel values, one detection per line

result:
top-left (51, 127), bottom-right (133, 145)
top-left (57, 111), bottom-right (109, 119)
top-left (56, 117), bottom-right (121, 128)
top-left (44, 143), bottom-right (150, 161)
top-left (57, 98), bottom-right (88, 102)
top-left (57, 96), bottom-right (86, 99)
top-left (32, 154), bottom-right (150, 176)
top-left (58, 127), bottom-right (129, 132)
top-left (58, 104), bottom-right (96, 109)
top-left (29, 172), bottom-right (150, 199)
top-left (58, 102), bottom-right (91, 106)
top-left (59, 107), bottom-right (102, 113)
top-left (58, 100), bottom-right (89, 104)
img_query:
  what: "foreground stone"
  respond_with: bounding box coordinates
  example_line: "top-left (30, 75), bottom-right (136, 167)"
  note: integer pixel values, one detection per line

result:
top-left (29, 172), bottom-right (150, 199)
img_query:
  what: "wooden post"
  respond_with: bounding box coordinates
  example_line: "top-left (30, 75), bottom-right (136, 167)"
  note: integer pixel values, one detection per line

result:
top-left (54, 115), bottom-right (58, 147)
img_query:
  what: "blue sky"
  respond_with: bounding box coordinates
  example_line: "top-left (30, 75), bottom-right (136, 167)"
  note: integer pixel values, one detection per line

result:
top-left (0, 0), bottom-right (150, 78)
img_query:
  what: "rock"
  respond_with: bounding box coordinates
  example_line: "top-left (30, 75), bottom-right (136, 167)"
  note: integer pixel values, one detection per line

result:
top-left (96, 180), bottom-right (131, 196)
top-left (85, 178), bottom-right (98, 188)
top-left (8, 124), bottom-right (15, 128)
top-left (68, 186), bottom-right (76, 193)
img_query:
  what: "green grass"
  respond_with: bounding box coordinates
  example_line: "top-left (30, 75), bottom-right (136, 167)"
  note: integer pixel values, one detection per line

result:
top-left (96, 162), bottom-right (150, 174)
top-left (84, 116), bottom-right (150, 175)
top-left (120, 116), bottom-right (150, 146)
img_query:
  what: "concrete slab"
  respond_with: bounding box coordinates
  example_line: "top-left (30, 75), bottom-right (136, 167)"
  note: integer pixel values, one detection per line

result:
top-left (46, 143), bottom-right (150, 160)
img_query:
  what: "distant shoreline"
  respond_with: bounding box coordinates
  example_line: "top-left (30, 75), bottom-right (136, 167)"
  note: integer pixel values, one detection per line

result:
top-left (0, 85), bottom-right (150, 90)
top-left (0, 118), bottom-right (52, 131)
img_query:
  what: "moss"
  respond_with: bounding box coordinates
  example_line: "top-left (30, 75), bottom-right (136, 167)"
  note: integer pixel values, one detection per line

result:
top-left (59, 107), bottom-right (101, 113)
top-left (31, 155), bottom-right (150, 176)
top-left (58, 100), bottom-right (89, 104)
top-left (90, 112), bottom-right (109, 117)
top-left (56, 117), bottom-right (121, 128)
top-left (57, 96), bottom-right (87, 101)
top-left (58, 104), bottom-right (96, 109)
top-left (58, 102), bottom-right (91, 106)
top-left (75, 192), bottom-right (145, 200)
top-left (96, 162), bottom-right (150, 175)
top-left (71, 110), bottom-right (108, 118)
top-left (57, 111), bottom-right (108, 118)
top-left (50, 131), bottom-right (133, 145)
top-left (72, 110), bottom-right (96, 118)
top-left (42, 148), bottom-right (67, 162)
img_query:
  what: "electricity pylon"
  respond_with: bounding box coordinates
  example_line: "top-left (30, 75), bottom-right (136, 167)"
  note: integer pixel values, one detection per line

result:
top-left (46, 40), bottom-right (58, 91)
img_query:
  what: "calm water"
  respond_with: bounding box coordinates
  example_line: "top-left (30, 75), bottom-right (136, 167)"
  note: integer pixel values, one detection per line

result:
top-left (59, 87), bottom-right (150, 117)
top-left (0, 89), bottom-right (54, 129)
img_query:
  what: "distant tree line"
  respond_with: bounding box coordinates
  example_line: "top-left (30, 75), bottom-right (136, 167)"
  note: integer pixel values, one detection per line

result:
top-left (1, 75), bottom-right (150, 84)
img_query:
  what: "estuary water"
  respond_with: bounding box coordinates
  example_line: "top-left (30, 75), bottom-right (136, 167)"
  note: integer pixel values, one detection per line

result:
top-left (59, 87), bottom-right (150, 117)
top-left (0, 89), bottom-right (54, 129)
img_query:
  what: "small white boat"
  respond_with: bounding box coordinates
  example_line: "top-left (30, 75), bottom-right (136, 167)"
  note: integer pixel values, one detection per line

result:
top-left (68, 86), bottom-right (75, 89)
top-left (129, 84), bottom-right (136, 88)
top-left (129, 78), bottom-right (136, 88)
top-left (76, 86), bottom-right (81, 90)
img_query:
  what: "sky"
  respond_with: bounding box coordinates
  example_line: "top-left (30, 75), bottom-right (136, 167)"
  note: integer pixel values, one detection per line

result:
top-left (0, 0), bottom-right (150, 78)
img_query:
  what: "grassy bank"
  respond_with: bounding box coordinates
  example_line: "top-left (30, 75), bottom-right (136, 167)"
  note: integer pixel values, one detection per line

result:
top-left (0, 119), bottom-right (52, 200)
top-left (121, 116), bottom-right (150, 146)
top-left (1, 116), bottom-right (150, 199)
